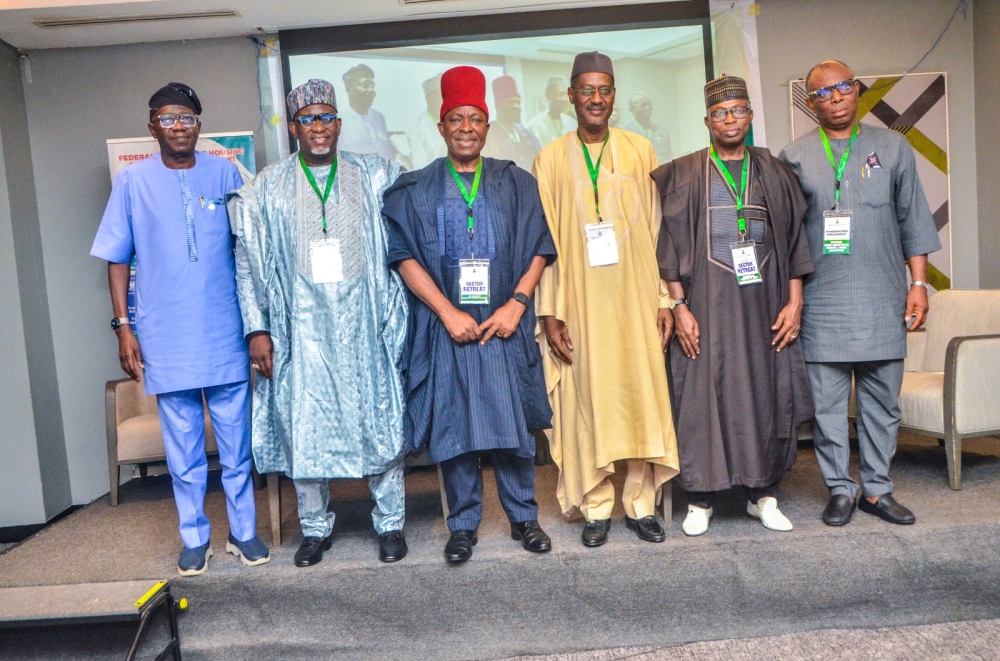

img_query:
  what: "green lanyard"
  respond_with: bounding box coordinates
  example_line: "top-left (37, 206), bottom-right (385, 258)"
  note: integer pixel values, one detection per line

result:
top-left (709, 143), bottom-right (749, 236)
top-left (299, 151), bottom-right (337, 233)
top-left (579, 130), bottom-right (610, 221)
top-left (446, 157), bottom-right (483, 240)
top-left (819, 123), bottom-right (859, 209)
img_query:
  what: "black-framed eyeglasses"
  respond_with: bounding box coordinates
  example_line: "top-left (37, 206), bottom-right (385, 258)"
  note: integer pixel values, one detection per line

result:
top-left (708, 106), bottom-right (751, 122)
top-left (807, 78), bottom-right (858, 102)
top-left (155, 113), bottom-right (198, 129)
top-left (572, 86), bottom-right (615, 99)
top-left (295, 113), bottom-right (338, 128)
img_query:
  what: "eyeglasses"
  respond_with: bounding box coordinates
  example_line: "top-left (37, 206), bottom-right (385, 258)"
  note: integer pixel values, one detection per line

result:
top-left (807, 78), bottom-right (858, 102)
top-left (572, 86), bottom-right (615, 99)
top-left (295, 113), bottom-right (338, 128)
top-left (155, 114), bottom-right (198, 129)
top-left (708, 106), bottom-right (751, 122)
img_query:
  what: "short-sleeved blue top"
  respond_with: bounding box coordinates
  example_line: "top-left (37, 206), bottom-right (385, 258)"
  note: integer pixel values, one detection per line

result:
top-left (91, 152), bottom-right (248, 395)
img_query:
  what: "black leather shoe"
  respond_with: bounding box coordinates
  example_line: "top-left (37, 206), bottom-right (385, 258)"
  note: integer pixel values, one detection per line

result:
top-left (444, 530), bottom-right (477, 564)
top-left (581, 519), bottom-right (611, 547)
top-left (624, 515), bottom-right (666, 542)
top-left (858, 493), bottom-right (916, 525)
top-left (822, 494), bottom-right (856, 526)
top-left (294, 535), bottom-right (332, 567)
top-left (511, 520), bottom-right (552, 553)
top-left (379, 530), bottom-right (408, 563)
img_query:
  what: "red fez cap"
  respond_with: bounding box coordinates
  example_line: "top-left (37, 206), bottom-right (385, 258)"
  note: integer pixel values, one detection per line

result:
top-left (440, 66), bottom-right (489, 122)
top-left (492, 75), bottom-right (520, 105)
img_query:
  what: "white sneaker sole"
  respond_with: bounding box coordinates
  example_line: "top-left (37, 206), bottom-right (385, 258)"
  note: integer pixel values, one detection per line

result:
top-left (177, 547), bottom-right (213, 577)
top-left (226, 541), bottom-right (271, 567)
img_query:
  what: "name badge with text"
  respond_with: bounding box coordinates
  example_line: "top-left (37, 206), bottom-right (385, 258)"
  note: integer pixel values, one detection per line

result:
top-left (585, 222), bottom-right (619, 267)
top-left (310, 238), bottom-right (344, 284)
top-left (823, 210), bottom-right (852, 255)
top-left (731, 241), bottom-right (762, 285)
top-left (459, 259), bottom-right (490, 305)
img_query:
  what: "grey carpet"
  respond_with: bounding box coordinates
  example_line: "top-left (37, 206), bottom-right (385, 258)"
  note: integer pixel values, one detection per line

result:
top-left (502, 618), bottom-right (1000, 660)
top-left (1, 433), bottom-right (999, 660)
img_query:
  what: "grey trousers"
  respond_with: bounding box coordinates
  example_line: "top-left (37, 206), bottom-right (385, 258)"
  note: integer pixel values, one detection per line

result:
top-left (293, 460), bottom-right (406, 538)
top-left (807, 360), bottom-right (905, 499)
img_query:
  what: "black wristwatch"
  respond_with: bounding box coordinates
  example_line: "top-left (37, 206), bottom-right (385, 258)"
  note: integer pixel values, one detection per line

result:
top-left (110, 317), bottom-right (129, 331)
top-left (672, 298), bottom-right (689, 308)
top-left (511, 292), bottom-right (530, 307)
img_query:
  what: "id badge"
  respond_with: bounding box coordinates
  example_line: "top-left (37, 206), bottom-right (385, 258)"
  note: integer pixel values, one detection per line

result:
top-left (459, 259), bottom-right (490, 305)
top-left (731, 241), bottom-right (762, 285)
top-left (310, 238), bottom-right (344, 284)
top-left (585, 222), bottom-right (619, 267)
top-left (823, 210), bottom-right (851, 255)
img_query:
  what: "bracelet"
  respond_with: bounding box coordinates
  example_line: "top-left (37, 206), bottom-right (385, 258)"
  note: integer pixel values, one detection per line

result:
top-left (910, 281), bottom-right (929, 289)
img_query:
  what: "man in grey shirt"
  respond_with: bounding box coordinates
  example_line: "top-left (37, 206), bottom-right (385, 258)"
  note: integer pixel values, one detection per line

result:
top-left (781, 60), bottom-right (941, 527)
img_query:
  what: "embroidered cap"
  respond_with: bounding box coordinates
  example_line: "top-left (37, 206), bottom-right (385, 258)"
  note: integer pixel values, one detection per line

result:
top-left (286, 78), bottom-right (337, 118)
top-left (704, 74), bottom-right (749, 109)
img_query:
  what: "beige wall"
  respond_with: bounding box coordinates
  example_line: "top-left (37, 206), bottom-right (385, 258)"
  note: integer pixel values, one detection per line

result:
top-left (975, 0), bottom-right (1000, 288)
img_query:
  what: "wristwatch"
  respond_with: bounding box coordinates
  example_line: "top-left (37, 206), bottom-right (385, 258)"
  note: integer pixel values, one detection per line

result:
top-left (672, 297), bottom-right (689, 308)
top-left (511, 292), bottom-right (530, 307)
top-left (110, 317), bottom-right (129, 331)
top-left (910, 281), bottom-right (929, 289)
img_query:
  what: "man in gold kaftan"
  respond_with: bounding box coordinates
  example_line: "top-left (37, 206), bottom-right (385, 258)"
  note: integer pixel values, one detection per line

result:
top-left (533, 51), bottom-right (679, 547)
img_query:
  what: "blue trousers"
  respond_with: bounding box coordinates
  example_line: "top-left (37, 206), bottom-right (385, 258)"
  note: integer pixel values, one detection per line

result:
top-left (807, 360), bottom-right (905, 499)
top-left (157, 380), bottom-right (257, 549)
top-left (440, 451), bottom-right (537, 532)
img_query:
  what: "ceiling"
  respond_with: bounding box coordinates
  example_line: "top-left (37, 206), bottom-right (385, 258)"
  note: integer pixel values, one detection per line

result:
top-left (0, 0), bottom-right (672, 50)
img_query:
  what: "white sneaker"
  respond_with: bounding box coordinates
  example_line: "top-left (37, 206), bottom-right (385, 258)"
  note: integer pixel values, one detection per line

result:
top-left (682, 505), bottom-right (712, 536)
top-left (747, 496), bottom-right (793, 532)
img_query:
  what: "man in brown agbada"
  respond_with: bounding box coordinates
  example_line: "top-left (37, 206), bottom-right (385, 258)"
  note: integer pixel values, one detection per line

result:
top-left (651, 74), bottom-right (815, 536)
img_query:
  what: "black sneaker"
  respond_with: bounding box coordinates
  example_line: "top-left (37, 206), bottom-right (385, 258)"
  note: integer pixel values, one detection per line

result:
top-left (379, 530), bottom-right (408, 563)
top-left (294, 535), bottom-right (332, 567)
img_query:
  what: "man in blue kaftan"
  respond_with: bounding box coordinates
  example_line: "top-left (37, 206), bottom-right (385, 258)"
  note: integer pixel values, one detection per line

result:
top-left (92, 83), bottom-right (268, 576)
top-left (229, 79), bottom-right (409, 566)
top-left (383, 66), bottom-right (555, 564)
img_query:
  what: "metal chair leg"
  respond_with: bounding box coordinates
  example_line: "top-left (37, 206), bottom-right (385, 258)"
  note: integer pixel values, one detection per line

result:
top-left (268, 473), bottom-right (282, 546)
top-left (659, 481), bottom-right (673, 522)
top-left (436, 463), bottom-right (449, 519)
top-left (944, 432), bottom-right (962, 490)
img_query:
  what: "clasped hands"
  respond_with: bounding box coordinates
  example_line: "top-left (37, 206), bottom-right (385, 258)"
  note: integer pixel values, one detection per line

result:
top-left (442, 299), bottom-right (525, 345)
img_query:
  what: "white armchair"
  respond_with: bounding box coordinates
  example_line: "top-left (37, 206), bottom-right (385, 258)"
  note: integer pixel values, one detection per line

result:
top-left (897, 289), bottom-right (1000, 489)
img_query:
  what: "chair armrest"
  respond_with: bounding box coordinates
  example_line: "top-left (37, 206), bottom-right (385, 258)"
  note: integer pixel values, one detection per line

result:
top-left (110, 378), bottom-right (144, 423)
top-left (904, 328), bottom-right (927, 372)
top-left (945, 334), bottom-right (1000, 435)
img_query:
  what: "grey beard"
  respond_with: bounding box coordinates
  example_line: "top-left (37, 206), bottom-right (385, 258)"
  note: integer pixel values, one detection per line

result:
top-left (311, 147), bottom-right (331, 156)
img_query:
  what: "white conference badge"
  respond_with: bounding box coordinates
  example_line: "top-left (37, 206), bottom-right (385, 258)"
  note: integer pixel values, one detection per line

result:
top-left (585, 222), bottom-right (619, 267)
top-left (731, 241), bottom-right (762, 285)
top-left (823, 210), bottom-right (852, 254)
top-left (459, 259), bottom-right (490, 305)
top-left (310, 238), bottom-right (344, 284)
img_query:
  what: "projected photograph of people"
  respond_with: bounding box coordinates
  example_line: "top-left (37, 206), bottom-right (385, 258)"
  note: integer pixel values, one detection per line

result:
top-left (288, 25), bottom-right (709, 171)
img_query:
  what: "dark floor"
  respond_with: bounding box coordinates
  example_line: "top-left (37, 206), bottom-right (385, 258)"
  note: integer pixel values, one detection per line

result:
top-left (1, 433), bottom-right (999, 660)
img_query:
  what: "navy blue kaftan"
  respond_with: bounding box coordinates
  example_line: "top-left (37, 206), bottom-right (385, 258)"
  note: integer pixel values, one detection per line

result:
top-left (382, 158), bottom-right (556, 463)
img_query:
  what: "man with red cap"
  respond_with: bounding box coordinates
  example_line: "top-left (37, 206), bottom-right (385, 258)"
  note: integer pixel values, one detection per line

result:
top-left (483, 75), bottom-right (542, 170)
top-left (383, 66), bottom-right (557, 564)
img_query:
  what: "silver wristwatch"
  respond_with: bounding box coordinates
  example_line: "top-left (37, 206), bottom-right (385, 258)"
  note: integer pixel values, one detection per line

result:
top-left (910, 281), bottom-right (929, 289)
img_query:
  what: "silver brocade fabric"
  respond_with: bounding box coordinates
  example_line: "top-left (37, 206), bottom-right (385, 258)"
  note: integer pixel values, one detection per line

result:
top-left (228, 151), bottom-right (408, 479)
